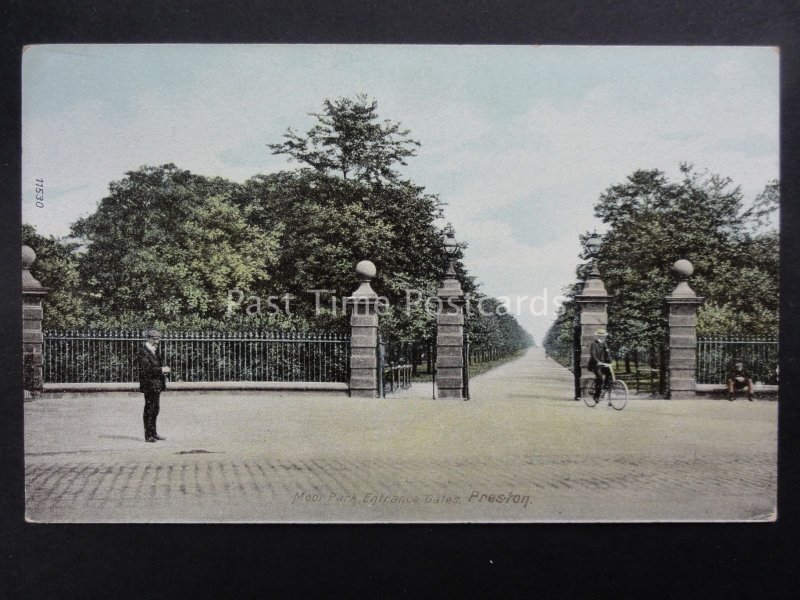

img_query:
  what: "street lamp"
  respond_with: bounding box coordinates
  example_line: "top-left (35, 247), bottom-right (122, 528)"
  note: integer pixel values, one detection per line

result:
top-left (442, 223), bottom-right (460, 277)
top-left (585, 232), bottom-right (602, 258)
top-left (584, 232), bottom-right (603, 277)
top-left (443, 223), bottom-right (459, 259)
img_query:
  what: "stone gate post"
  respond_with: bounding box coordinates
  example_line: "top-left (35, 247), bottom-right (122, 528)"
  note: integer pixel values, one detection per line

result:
top-left (665, 259), bottom-right (704, 399)
top-left (575, 262), bottom-right (611, 392)
top-left (347, 260), bottom-right (380, 398)
top-left (22, 245), bottom-right (49, 397)
top-left (435, 261), bottom-right (465, 399)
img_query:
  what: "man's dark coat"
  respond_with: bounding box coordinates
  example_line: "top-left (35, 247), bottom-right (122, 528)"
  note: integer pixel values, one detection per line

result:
top-left (587, 339), bottom-right (610, 370)
top-left (138, 345), bottom-right (167, 393)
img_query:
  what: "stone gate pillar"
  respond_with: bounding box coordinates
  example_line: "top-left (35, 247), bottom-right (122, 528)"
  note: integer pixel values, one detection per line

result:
top-left (435, 261), bottom-right (465, 399)
top-left (575, 262), bottom-right (611, 392)
top-left (347, 260), bottom-right (380, 398)
top-left (665, 259), bottom-right (704, 399)
top-left (23, 245), bottom-right (49, 397)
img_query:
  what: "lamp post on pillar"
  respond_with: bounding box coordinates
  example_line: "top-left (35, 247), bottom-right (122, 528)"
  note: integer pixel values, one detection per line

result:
top-left (22, 245), bottom-right (49, 397)
top-left (435, 224), bottom-right (466, 399)
top-left (575, 233), bottom-right (612, 394)
top-left (665, 259), bottom-right (704, 399)
top-left (347, 260), bottom-right (381, 398)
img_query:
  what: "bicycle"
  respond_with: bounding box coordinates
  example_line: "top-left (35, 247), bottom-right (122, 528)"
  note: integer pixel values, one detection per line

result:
top-left (581, 363), bottom-right (628, 410)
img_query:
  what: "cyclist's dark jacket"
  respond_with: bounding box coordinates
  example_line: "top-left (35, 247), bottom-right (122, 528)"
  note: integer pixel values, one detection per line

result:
top-left (588, 340), bottom-right (610, 370)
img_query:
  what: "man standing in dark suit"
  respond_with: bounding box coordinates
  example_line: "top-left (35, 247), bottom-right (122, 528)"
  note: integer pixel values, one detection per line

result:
top-left (138, 329), bottom-right (171, 442)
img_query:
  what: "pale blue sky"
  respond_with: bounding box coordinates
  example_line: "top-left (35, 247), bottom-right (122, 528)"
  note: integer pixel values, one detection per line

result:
top-left (22, 45), bottom-right (779, 342)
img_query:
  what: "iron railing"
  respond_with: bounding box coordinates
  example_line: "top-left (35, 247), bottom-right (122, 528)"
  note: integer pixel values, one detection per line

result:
top-left (382, 340), bottom-right (434, 377)
top-left (612, 344), bottom-right (668, 396)
top-left (378, 335), bottom-right (414, 396)
top-left (381, 364), bottom-right (413, 396)
top-left (43, 330), bottom-right (351, 383)
top-left (546, 335), bottom-right (668, 396)
top-left (696, 335), bottom-right (778, 385)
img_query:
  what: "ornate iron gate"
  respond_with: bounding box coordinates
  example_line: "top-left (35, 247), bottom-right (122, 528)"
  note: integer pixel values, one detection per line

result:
top-left (613, 342), bottom-right (668, 396)
top-left (377, 334), bottom-right (412, 397)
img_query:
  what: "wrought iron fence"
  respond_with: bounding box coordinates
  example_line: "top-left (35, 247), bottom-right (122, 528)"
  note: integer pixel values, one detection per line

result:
top-left (43, 330), bottom-right (351, 384)
top-left (378, 335), bottom-right (415, 396)
top-left (696, 335), bottom-right (778, 385)
top-left (612, 344), bottom-right (668, 396)
top-left (381, 364), bottom-right (413, 396)
top-left (377, 339), bottom-right (434, 380)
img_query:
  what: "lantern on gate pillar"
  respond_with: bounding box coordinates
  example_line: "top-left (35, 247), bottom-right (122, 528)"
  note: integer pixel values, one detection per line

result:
top-left (585, 231), bottom-right (603, 278)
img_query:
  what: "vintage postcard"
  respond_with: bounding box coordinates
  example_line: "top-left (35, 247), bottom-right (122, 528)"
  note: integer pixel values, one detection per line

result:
top-left (21, 45), bottom-right (778, 522)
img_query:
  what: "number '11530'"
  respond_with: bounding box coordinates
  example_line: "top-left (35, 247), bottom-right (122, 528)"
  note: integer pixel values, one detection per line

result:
top-left (35, 178), bottom-right (43, 208)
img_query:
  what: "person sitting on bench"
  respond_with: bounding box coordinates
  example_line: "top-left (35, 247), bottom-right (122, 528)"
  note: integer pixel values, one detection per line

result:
top-left (726, 361), bottom-right (754, 401)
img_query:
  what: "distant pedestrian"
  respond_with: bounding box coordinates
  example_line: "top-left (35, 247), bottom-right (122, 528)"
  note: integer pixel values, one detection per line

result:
top-left (726, 361), bottom-right (754, 401)
top-left (138, 328), bottom-right (171, 441)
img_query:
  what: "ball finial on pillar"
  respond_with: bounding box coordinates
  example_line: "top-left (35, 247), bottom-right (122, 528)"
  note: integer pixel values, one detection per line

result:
top-left (22, 245), bottom-right (46, 292)
top-left (350, 260), bottom-right (378, 300)
top-left (669, 259), bottom-right (697, 298)
top-left (22, 245), bottom-right (36, 269)
top-left (355, 260), bottom-right (377, 279)
top-left (672, 259), bottom-right (694, 279)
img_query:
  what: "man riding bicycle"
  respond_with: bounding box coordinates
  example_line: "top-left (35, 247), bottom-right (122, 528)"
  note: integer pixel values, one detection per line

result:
top-left (587, 329), bottom-right (612, 402)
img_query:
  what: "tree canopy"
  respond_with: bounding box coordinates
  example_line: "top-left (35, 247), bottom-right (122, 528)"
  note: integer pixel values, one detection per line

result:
top-left (24, 96), bottom-right (532, 355)
top-left (268, 94), bottom-right (420, 186)
top-left (70, 164), bottom-right (279, 328)
top-left (544, 165), bottom-right (778, 357)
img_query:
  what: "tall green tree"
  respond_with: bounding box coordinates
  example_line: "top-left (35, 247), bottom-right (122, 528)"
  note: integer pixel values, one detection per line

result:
top-left (268, 94), bottom-right (420, 186)
top-left (256, 96), bottom-right (485, 343)
top-left (71, 164), bottom-right (280, 328)
top-left (544, 166), bottom-right (778, 356)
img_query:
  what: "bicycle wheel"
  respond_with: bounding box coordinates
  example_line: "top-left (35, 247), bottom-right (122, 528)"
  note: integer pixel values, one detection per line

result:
top-left (582, 379), bottom-right (598, 407)
top-left (608, 380), bottom-right (628, 410)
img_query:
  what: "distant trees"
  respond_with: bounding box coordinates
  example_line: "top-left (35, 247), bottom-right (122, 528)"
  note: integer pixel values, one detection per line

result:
top-left (467, 296), bottom-right (535, 351)
top-left (544, 165), bottom-right (779, 357)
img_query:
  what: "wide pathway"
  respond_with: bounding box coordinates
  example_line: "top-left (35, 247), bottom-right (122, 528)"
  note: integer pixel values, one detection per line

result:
top-left (25, 348), bottom-right (777, 522)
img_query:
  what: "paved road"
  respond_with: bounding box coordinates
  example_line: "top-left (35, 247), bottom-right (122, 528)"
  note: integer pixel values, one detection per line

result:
top-left (25, 348), bottom-right (777, 522)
